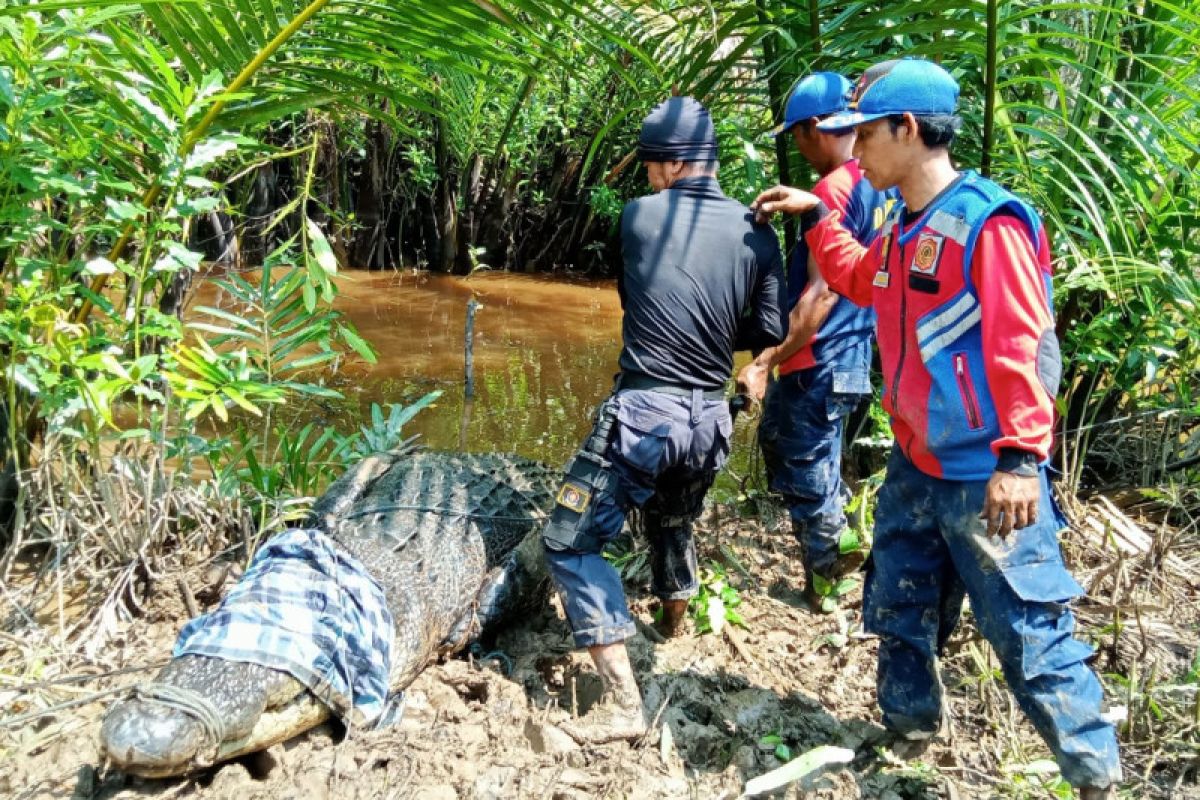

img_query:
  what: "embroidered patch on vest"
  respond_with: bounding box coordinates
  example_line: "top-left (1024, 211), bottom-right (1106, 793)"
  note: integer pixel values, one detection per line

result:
top-left (556, 482), bottom-right (591, 513)
top-left (873, 271), bottom-right (891, 288)
top-left (911, 233), bottom-right (945, 276)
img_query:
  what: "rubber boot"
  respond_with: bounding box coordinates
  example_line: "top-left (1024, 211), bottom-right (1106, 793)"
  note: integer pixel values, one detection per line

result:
top-left (656, 598), bottom-right (691, 639)
top-left (561, 643), bottom-right (648, 744)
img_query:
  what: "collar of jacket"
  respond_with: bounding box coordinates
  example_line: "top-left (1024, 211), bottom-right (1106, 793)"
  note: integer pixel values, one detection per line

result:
top-left (665, 175), bottom-right (726, 199)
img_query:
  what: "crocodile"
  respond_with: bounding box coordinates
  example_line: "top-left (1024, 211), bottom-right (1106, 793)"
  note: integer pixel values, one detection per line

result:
top-left (100, 450), bottom-right (557, 778)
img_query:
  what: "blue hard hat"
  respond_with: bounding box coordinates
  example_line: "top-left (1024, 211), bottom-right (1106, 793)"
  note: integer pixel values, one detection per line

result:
top-left (818, 58), bottom-right (959, 132)
top-left (779, 72), bottom-right (852, 133)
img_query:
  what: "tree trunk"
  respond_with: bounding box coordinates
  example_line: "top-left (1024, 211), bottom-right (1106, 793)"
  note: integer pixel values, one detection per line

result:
top-left (758, 0), bottom-right (795, 250)
top-left (432, 108), bottom-right (460, 273)
top-left (350, 119), bottom-right (390, 268)
top-left (240, 164), bottom-right (275, 266)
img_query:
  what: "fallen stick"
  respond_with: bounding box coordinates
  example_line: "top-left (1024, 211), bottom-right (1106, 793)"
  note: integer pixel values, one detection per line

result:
top-left (0, 685), bottom-right (129, 729)
top-left (0, 660), bottom-right (167, 694)
top-left (177, 576), bottom-right (199, 618)
top-left (724, 625), bottom-right (760, 670)
top-left (1082, 496), bottom-right (1196, 587)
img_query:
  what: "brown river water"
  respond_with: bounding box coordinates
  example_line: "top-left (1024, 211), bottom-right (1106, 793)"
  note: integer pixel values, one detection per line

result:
top-left (194, 269), bottom-right (759, 497)
top-left (323, 270), bottom-right (623, 464)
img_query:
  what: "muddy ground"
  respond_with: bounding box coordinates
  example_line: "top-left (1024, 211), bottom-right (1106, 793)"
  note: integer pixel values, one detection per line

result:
top-left (2, 500), bottom-right (1197, 800)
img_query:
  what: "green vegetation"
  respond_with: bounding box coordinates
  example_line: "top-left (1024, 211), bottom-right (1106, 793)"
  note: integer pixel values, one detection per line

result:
top-left (758, 731), bottom-right (795, 762)
top-left (691, 560), bottom-right (747, 634)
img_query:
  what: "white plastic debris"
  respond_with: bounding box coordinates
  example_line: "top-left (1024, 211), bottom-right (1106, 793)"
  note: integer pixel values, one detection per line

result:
top-left (741, 744), bottom-right (855, 797)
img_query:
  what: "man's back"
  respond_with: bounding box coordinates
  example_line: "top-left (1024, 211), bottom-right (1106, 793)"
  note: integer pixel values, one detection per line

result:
top-left (618, 176), bottom-right (785, 390)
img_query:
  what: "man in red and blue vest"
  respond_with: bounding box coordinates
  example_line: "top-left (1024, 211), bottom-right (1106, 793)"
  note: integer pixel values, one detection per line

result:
top-left (752, 58), bottom-right (1120, 798)
top-left (738, 72), bottom-right (892, 612)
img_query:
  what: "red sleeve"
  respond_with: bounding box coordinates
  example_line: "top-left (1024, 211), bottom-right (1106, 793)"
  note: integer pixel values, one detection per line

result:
top-left (973, 215), bottom-right (1057, 459)
top-left (811, 165), bottom-right (855, 215)
top-left (804, 209), bottom-right (879, 307)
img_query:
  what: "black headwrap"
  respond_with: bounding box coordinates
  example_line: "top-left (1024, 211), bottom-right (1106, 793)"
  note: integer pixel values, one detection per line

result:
top-left (637, 96), bottom-right (719, 163)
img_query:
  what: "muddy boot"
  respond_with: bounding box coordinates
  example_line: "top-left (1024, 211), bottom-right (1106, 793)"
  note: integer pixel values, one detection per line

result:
top-left (795, 523), bottom-right (832, 613)
top-left (806, 551), bottom-right (867, 610)
top-left (801, 584), bottom-right (828, 613)
top-left (1078, 787), bottom-right (1117, 800)
top-left (561, 643), bottom-right (648, 745)
top-left (830, 547), bottom-right (867, 578)
top-left (655, 598), bottom-right (691, 639)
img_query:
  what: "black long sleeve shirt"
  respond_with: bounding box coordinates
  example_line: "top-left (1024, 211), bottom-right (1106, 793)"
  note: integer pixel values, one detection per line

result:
top-left (616, 176), bottom-right (788, 391)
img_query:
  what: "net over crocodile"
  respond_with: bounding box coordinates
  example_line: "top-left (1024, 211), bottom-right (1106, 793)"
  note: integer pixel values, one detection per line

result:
top-left (100, 450), bottom-right (557, 778)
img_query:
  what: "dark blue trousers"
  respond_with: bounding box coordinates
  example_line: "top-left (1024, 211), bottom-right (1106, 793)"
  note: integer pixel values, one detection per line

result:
top-left (758, 363), bottom-right (865, 576)
top-left (544, 389), bottom-right (731, 647)
top-left (865, 448), bottom-right (1122, 787)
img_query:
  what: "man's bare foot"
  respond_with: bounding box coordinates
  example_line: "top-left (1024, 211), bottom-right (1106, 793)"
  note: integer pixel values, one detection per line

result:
top-left (885, 729), bottom-right (934, 761)
top-left (890, 737), bottom-right (932, 760)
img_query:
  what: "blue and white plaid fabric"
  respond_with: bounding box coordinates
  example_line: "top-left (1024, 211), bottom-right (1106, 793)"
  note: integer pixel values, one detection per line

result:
top-left (174, 528), bottom-right (394, 724)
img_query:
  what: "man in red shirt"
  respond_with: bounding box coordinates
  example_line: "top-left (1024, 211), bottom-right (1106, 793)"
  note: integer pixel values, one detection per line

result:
top-left (738, 72), bottom-right (891, 611)
top-left (752, 58), bottom-right (1120, 797)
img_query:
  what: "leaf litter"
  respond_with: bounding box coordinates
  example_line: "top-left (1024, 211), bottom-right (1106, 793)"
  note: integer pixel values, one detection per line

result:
top-left (1, 494), bottom-right (1197, 799)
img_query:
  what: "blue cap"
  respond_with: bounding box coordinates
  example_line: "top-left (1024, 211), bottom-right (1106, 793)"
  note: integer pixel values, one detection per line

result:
top-left (779, 72), bottom-right (851, 133)
top-left (818, 58), bottom-right (959, 132)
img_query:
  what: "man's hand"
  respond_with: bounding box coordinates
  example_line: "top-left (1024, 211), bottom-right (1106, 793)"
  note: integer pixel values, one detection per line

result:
top-left (980, 470), bottom-right (1040, 538)
top-left (750, 185), bottom-right (822, 224)
top-left (737, 361), bottom-right (771, 402)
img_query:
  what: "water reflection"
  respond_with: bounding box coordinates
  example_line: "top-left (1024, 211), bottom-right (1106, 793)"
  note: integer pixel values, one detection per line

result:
top-left (195, 269), bottom-right (761, 496)
top-left (315, 271), bottom-right (622, 467)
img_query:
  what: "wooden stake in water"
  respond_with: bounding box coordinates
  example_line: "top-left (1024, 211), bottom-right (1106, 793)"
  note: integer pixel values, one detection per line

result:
top-left (464, 298), bottom-right (481, 399)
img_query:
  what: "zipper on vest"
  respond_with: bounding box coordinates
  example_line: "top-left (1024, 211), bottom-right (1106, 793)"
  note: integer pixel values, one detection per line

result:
top-left (890, 238), bottom-right (908, 440)
top-left (954, 352), bottom-right (984, 430)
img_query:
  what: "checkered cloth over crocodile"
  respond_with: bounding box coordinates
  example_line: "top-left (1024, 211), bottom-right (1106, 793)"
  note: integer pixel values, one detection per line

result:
top-left (174, 528), bottom-right (394, 724)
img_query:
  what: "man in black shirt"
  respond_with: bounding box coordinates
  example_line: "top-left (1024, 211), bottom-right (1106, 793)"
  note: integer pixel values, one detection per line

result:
top-left (542, 96), bottom-right (787, 743)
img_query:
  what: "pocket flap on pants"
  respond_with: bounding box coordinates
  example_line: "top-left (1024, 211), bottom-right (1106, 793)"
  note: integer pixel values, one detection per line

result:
top-left (996, 561), bottom-right (1094, 680)
top-left (999, 560), bottom-right (1085, 603)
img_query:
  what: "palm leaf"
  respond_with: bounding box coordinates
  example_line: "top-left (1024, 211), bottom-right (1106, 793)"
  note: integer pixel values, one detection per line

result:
top-left (0, 0), bottom-right (659, 316)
